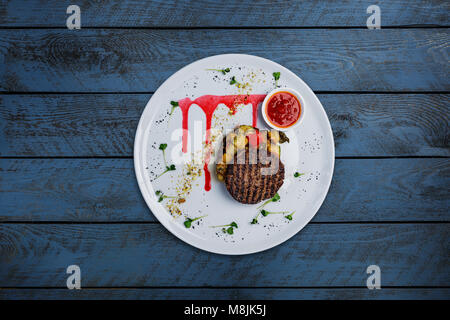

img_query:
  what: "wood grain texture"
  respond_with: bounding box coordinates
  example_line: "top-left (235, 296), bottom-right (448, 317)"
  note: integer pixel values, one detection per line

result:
top-left (1, 94), bottom-right (448, 157)
top-left (1, 288), bottom-right (449, 300)
top-left (0, 0), bottom-right (448, 27)
top-left (0, 1), bottom-right (449, 301)
top-left (0, 158), bottom-right (448, 222)
top-left (0, 94), bottom-right (144, 157)
top-left (0, 29), bottom-right (449, 92)
top-left (0, 223), bottom-right (448, 287)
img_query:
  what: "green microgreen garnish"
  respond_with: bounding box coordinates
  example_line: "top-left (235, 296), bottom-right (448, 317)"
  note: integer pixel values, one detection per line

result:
top-left (229, 76), bottom-right (245, 88)
top-left (251, 216), bottom-right (260, 225)
top-left (260, 209), bottom-right (289, 217)
top-left (251, 210), bottom-right (263, 224)
top-left (154, 143), bottom-right (176, 180)
top-left (206, 68), bottom-right (230, 75)
top-left (257, 193), bottom-right (280, 209)
top-left (184, 215), bottom-right (207, 228)
top-left (251, 207), bottom-right (294, 224)
top-left (273, 72), bottom-right (281, 87)
top-left (159, 143), bottom-right (167, 151)
top-left (169, 101), bottom-right (179, 115)
top-left (294, 172), bottom-right (305, 178)
top-left (211, 221), bottom-right (238, 235)
top-left (155, 164), bottom-right (176, 179)
top-left (155, 190), bottom-right (177, 202)
top-left (285, 211), bottom-right (296, 221)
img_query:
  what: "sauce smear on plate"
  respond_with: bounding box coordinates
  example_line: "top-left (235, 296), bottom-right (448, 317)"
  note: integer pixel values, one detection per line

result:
top-left (266, 91), bottom-right (301, 128)
top-left (177, 94), bottom-right (266, 191)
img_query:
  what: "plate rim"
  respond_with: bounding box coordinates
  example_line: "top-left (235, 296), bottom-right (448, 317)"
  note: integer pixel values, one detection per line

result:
top-left (134, 53), bottom-right (335, 255)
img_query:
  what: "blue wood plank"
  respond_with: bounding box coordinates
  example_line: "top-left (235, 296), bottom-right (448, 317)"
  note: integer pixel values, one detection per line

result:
top-left (0, 158), bottom-right (448, 222)
top-left (0, 0), bottom-right (448, 27)
top-left (1, 288), bottom-right (449, 300)
top-left (0, 29), bottom-right (448, 92)
top-left (0, 223), bottom-right (448, 287)
top-left (1, 94), bottom-right (448, 157)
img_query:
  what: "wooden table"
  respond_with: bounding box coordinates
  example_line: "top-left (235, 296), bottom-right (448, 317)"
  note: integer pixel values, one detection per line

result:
top-left (0, 0), bottom-right (449, 300)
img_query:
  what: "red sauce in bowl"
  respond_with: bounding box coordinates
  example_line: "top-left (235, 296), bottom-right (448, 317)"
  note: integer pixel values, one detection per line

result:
top-left (265, 91), bottom-right (302, 128)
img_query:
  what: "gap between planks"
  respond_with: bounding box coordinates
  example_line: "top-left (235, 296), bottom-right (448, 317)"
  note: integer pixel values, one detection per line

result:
top-left (0, 156), bottom-right (448, 159)
top-left (1, 91), bottom-right (450, 95)
top-left (0, 26), bottom-right (448, 30)
top-left (1, 221), bottom-right (449, 225)
top-left (1, 286), bottom-right (449, 289)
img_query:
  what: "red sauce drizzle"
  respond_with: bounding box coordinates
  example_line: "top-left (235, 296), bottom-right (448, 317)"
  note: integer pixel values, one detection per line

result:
top-left (266, 91), bottom-right (301, 128)
top-left (177, 94), bottom-right (266, 191)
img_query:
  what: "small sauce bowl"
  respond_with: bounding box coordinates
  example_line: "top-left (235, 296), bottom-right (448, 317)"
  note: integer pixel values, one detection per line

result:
top-left (261, 88), bottom-right (305, 131)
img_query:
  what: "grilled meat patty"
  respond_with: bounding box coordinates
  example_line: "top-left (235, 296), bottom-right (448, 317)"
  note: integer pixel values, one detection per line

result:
top-left (224, 148), bottom-right (285, 204)
top-left (216, 125), bottom-right (286, 204)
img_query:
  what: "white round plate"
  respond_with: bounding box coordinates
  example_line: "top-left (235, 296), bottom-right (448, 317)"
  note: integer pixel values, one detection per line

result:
top-left (134, 54), bottom-right (334, 255)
